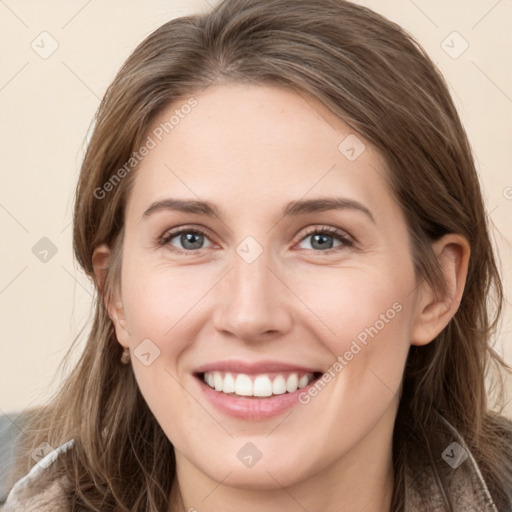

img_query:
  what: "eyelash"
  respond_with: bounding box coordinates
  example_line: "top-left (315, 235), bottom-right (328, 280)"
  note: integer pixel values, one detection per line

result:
top-left (158, 225), bottom-right (354, 256)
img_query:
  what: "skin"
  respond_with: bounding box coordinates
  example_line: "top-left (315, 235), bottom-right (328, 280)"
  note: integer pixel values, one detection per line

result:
top-left (93, 83), bottom-right (470, 512)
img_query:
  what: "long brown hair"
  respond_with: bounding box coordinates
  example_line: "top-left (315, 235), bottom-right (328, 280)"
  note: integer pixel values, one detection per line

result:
top-left (8, 0), bottom-right (512, 510)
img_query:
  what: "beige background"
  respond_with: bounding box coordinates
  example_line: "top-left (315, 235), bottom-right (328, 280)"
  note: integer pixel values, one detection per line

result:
top-left (0, 0), bottom-right (511, 418)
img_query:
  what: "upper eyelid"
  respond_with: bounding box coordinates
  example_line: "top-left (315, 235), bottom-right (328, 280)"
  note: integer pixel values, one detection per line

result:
top-left (302, 225), bottom-right (352, 239)
top-left (161, 225), bottom-right (216, 243)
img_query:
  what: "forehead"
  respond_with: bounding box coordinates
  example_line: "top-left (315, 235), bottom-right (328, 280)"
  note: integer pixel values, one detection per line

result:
top-left (125, 83), bottom-right (394, 222)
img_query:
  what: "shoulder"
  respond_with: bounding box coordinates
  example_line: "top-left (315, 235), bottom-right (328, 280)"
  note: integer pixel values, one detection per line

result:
top-left (1, 439), bottom-right (74, 512)
top-left (404, 411), bottom-right (511, 512)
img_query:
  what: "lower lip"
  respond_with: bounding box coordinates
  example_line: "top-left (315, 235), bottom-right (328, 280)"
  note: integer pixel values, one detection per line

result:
top-left (195, 375), bottom-right (317, 420)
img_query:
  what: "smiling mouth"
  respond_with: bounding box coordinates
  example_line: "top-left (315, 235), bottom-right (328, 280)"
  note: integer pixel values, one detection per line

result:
top-left (195, 371), bottom-right (323, 398)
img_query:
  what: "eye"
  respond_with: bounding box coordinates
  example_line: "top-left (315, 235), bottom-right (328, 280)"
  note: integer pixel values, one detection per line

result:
top-left (159, 227), bottom-right (214, 255)
top-left (296, 225), bottom-right (353, 253)
top-left (159, 225), bottom-right (354, 255)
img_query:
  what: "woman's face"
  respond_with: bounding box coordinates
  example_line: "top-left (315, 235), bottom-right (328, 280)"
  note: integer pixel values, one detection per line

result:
top-left (106, 83), bottom-right (426, 491)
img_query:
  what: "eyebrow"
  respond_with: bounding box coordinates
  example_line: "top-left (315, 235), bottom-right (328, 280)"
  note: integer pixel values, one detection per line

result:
top-left (142, 197), bottom-right (376, 224)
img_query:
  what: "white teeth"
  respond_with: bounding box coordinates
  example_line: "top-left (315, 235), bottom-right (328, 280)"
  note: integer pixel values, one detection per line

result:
top-left (203, 371), bottom-right (315, 397)
top-left (214, 372), bottom-right (223, 391)
top-left (298, 375), bottom-right (309, 389)
top-left (223, 372), bottom-right (235, 393)
top-left (253, 376), bottom-right (273, 397)
top-left (286, 373), bottom-right (299, 393)
top-left (235, 374), bottom-right (253, 396)
top-left (272, 375), bottom-right (287, 395)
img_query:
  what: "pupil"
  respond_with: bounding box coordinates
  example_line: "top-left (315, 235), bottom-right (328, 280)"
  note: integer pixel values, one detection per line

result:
top-left (182, 232), bottom-right (203, 249)
top-left (312, 233), bottom-right (332, 250)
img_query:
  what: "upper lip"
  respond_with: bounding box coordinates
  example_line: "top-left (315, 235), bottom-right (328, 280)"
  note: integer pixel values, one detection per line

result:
top-left (194, 359), bottom-right (323, 375)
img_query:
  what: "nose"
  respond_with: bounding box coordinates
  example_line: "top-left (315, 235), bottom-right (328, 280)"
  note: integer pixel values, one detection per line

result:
top-left (212, 245), bottom-right (294, 343)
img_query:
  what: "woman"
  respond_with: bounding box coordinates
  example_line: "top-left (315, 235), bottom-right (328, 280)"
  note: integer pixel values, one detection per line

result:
top-left (3, 0), bottom-right (512, 510)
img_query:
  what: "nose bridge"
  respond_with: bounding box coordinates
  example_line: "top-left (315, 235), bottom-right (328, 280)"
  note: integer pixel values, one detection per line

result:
top-left (212, 239), bottom-right (293, 340)
top-left (232, 243), bottom-right (271, 306)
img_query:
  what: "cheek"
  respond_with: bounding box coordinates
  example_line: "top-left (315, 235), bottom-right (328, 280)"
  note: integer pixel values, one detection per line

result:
top-left (295, 268), bottom-right (413, 354)
top-left (120, 261), bottom-right (203, 344)
top-left (295, 266), bottom-right (415, 419)
top-left (118, 261), bottom-right (216, 420)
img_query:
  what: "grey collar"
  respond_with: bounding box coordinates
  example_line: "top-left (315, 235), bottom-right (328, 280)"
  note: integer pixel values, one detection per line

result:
top-left (404, 410), bottom-right (498, 511)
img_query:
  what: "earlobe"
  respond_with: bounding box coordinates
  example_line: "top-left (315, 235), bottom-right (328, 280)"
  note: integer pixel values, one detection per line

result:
top-left (410, 234), bottom-right (470, 346)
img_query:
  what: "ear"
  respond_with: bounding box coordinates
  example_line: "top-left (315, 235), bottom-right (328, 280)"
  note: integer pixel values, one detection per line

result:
top-left (92, 243), bottom-right (130, 348)
top-left (410, 233), bottom-right (470, 346)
